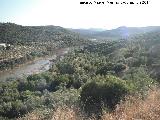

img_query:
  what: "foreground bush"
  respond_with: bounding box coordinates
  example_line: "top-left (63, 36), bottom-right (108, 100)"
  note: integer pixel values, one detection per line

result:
top-left (80, 75), bottom-right (133, 116)
top-left (19, 88), bottom-right (160, 120)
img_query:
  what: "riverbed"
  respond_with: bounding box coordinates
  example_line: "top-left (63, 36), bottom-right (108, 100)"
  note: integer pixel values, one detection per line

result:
top-left (0, 48), bottom-right (69, 81)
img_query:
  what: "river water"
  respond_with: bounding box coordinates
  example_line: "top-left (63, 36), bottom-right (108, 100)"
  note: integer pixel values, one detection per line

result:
top-left (0, 48), bottom-right (69, 81)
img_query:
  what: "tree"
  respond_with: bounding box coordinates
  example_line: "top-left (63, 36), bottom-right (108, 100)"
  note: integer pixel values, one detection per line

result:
top-left (80, 75), bottom-right (132, 116)
top-left (57, 63), bottom-right (75, 74)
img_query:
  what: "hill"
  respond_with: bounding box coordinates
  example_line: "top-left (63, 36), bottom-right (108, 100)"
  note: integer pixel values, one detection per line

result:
top-left (128, 30), bottom-right (160, 80)
top-left (0, 23), bottom-right (88, 46)
top-left (0, 23), bottom-right (89, 71)
top-left (71, 26), bottom-right (160, 40)
top-left (68, 28), bottom-right (105, 38)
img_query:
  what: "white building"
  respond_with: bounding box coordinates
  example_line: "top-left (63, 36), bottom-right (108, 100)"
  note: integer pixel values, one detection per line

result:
top-left (0, 43), bottom-right (11, 49)
top-left (0, 43), bottom-right (7, 48)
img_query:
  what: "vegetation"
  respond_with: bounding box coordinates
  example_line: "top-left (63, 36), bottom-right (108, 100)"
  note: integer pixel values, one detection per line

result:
top-left (71, 26), bottom-right (160, 40)
top-left (0, 23), bottom-right (89, 71)
top-left (19, 88), bottom-right (160, 120)
top-left (0, 23), bottom-right (87, 46)
top-left (1, 23), bottom-right (160, 119)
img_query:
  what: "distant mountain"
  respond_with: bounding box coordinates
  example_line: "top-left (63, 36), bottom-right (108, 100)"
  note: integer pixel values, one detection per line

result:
top-left (0, 23), bottom-right (88, 46)
top-left (130, 29), bottom-right (160, 49)
top-left (71, 26), bottom-right (160, 40)
top-left (98, 26), bottom-right (160, 38)
top-left (68, 28), bottom-right (105, 38)
top-left (1, 23), bottom-right (160, 46)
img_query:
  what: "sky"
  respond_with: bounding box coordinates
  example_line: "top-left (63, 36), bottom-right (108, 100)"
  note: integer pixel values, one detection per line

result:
top-left (0, 0), bottom-right (160, 29)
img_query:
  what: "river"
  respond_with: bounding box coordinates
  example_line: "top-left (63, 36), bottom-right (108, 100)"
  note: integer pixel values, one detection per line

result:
top-left (0, 48), bottom-right (69, 81)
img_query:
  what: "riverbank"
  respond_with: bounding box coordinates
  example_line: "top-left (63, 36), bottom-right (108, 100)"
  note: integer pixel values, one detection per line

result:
top-left (0, 48), bottom-right (69, 81)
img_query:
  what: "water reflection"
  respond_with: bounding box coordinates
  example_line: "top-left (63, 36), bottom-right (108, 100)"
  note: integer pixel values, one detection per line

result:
top-left (0, 48), bottom-right (69, 81)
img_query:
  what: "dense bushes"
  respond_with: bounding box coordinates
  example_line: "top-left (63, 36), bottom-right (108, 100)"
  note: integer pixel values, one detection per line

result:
top-left (0, 40), bottom-right (158, 119)
top-left (122, 67), bottom-right (155, 96)
top-left (0, 23), bottom-right (87, 46)
top-left (83, 41), bottom-right (124, 56)
top-left (0, 75), bottom-right (80, 119)
top-left (0, 81), bottom-right (28, 118)
top-left (80, 75), bottom-right (132, 115)
top-left (57, 63), bottom-right (75, 74)
top-left (96, 63), bottom-right (126, 75)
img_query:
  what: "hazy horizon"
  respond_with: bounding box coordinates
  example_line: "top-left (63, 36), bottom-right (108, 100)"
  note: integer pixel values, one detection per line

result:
top-left (0, 0), bottom-right (160, 29)
top-left (2, 22), bottom-right (160, 31)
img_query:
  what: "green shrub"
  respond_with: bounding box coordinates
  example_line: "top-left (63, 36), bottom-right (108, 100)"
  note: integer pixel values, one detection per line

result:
top-left (96, 63), bottom-right (115, 75)
top-left (96, 63), bottom-right (126, 75)
top-left (114, 63), bottom-right (126, 74)
top-left (80, 75), bottom-right (132, 115)
top-left (57, 63), bottom-right (75, 74)
top-left (27, 74), bottom-right (42, 81)
top-left (123, 67), bottom-right (155, 96)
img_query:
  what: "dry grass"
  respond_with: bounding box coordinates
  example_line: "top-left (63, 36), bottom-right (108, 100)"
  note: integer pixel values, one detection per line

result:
top-left (102, 89), bottom-right (160, 120)
top-left (18, 89), bottom-right (160, 120)
top-left (51, 106), bottom-right (78, 120)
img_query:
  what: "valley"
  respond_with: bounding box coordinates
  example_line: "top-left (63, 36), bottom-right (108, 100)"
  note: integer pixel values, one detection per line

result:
top-left (0, 23), bottom-right (160, 120)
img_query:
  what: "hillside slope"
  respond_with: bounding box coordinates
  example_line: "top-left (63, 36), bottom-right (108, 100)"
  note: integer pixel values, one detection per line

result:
top-left (71, 26), bottom-right (160, 40)
top-left (0, 23), bottom-right (88, 46)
